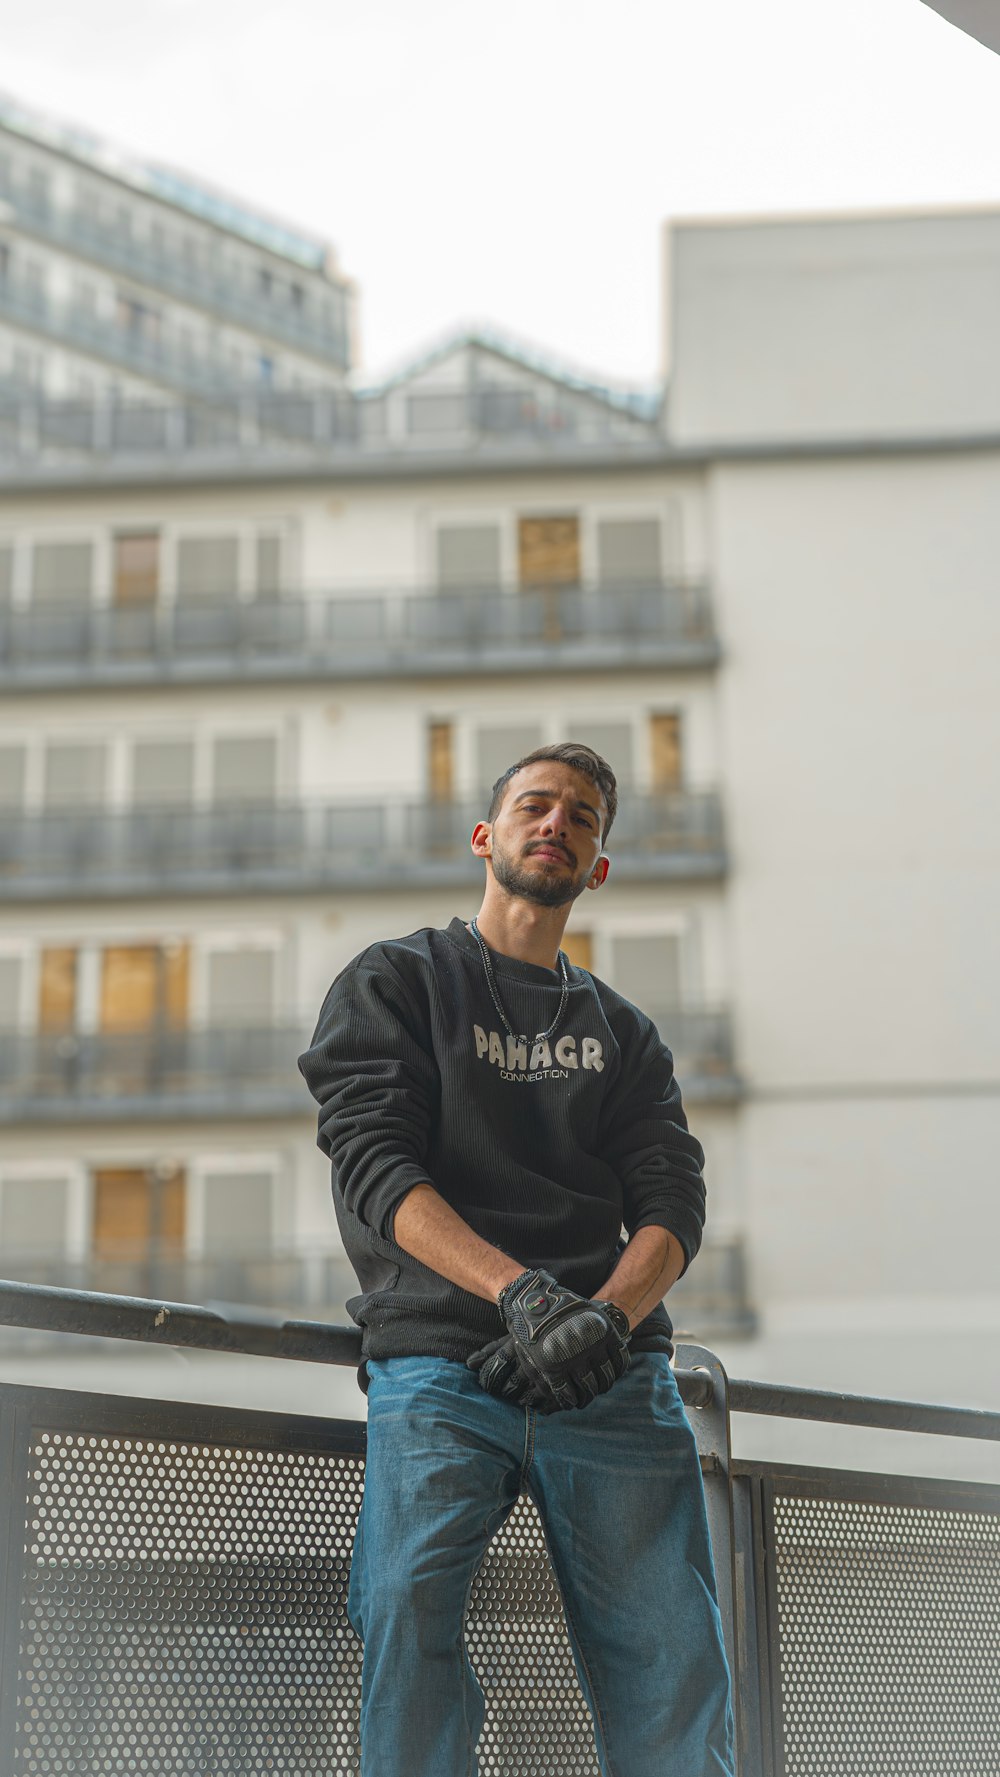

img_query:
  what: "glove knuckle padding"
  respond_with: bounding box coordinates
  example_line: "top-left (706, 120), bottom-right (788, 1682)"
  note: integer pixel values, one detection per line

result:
top-left (537, 1307), bottom-right (612, 1366)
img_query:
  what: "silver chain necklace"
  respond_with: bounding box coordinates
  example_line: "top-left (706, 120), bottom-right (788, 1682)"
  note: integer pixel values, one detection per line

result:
top-left (469, 918), bottom-right (569, 1046)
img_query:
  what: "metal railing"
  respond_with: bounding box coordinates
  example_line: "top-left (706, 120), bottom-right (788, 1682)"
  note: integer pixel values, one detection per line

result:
top-left (6, 189), bottom-right (351, 365)
top-left (0, 789), bottom-right (726, 897)
top-left (0, 268), bottom-right (266, 397)
top-left (0, 1279), bottom-right (996, 1776)
top-left (0, 579), bottom-right (718, 689)
top-left (0, 384), bottom-right (663, 474)
top-left (0, 1000), bottom-right (738, 1120)
top-left (0, 1023), bottom-right (309, 1122)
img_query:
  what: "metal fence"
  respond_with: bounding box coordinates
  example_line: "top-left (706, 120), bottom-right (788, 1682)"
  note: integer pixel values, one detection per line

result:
top-left (0, 1003), bottom-right (738, 1121)
top-left (0, 1281), bottom-right (997, 1775)
top-left (0, 581), bottom-right (717, 688)
top-left (0, 788), bottom-right (725, 898)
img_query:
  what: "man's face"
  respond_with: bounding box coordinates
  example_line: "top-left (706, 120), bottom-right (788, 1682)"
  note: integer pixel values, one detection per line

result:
top-left (484, 762), bottom-right (609, 909)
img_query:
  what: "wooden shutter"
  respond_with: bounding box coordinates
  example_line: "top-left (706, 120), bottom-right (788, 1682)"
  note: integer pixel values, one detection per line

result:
top-left (99, 944), bottom-right (189, 1032)
top-left (517, 516), bottom-right (580, 587)
top-left (428, 721), bottom-right (454, 801)
top-left (113, 533), bottom-right (159, 607)
top-left (650, 713), bottom-right (683, 791)
top-left (92, 1167), bottom-right (185, 1256)
top-left (561, 930), bottom-right (593, 972)
top-left (38, 947), bottom-right (77, 1032)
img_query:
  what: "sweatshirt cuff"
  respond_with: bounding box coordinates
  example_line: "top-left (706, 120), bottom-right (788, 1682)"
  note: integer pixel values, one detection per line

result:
top-left (355, 1161), bottom-right (436, 1245)
top-left (627, 1208), bottom-right (702, 1277)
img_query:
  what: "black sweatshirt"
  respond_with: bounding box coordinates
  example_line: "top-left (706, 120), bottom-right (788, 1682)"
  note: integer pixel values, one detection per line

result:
top-left (298, 918), bottom-right (706, 1377)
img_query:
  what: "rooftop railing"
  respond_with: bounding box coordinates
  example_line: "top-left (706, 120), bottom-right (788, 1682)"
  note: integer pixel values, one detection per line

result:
top-left (6, 189), bottom-right (352, 365)
top-left (0, 580), bottom-right (718, 689)
top-left (0, 1279), bottom-right (996, 1775)
top-left (0, 384), bottom-right (663, 477)
top-left (0, 1001), bottom-right (738, 1122)
top-left (0, 789), bottom-right (726, 898)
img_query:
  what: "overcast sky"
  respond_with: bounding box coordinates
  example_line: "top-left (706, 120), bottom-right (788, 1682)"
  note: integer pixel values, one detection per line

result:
top-left (3, 0), bottom-right (999, 384)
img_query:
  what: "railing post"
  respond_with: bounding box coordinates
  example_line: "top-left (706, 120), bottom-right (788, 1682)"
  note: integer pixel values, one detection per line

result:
top-left (675, 1342), bottom-right (742, 1765)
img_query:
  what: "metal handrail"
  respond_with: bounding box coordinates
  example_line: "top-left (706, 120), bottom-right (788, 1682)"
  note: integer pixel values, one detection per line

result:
top-left (0, 1279), bottom-right (996, 1441)
top-left (0, 579), bottom-right (718, 685)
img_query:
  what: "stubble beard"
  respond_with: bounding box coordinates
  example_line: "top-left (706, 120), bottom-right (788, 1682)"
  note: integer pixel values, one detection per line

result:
top-left (490, 838), bottom-right (589, 910)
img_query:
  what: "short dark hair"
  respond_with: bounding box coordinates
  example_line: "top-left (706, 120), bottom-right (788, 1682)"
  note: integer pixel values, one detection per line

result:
top-left (487, 742), bottom-right (618, 845)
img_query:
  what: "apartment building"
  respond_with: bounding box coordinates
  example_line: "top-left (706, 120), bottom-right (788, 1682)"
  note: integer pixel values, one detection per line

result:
top-left (1, 123), bottom-right (998, 1469)
top-left (0, 92), bottom-right (353, 405)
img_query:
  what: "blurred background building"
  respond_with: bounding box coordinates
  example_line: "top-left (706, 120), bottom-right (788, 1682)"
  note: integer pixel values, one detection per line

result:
top-left (1, 96), bottom-right (997, 1468)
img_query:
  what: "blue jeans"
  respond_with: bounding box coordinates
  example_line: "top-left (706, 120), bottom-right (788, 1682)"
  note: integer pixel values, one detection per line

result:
top-left (348, 1353), bottom-right (735, 1777)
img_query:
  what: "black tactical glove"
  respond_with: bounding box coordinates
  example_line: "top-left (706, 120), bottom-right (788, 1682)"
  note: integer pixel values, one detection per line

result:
top-left (466, 1335), bottom-right (564, 1414)
top-left (477, 1269), bottom-right (631, 1411)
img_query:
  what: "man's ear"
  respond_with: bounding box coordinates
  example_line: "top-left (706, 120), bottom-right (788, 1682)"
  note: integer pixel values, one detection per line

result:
top-left (471, 821), bottom-right (492, 858)
top-left (586, 855), bottom-right (610, 891)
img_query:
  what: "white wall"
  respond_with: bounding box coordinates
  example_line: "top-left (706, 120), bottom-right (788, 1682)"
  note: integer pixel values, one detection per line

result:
top-left (666, 208), bottom-right (1000, 445)
top-left (708, 446), bottom-right (1000, 1460)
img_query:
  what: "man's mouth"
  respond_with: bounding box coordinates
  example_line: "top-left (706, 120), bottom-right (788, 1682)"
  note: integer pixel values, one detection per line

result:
top-left (527, 845), bottom-right (574, 866)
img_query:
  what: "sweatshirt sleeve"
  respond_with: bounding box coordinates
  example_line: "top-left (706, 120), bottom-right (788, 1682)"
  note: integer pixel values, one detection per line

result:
top-left (297, 950), bottom-right (439, 1243)
top-left (598, 1008), bottom-right (706, 1274)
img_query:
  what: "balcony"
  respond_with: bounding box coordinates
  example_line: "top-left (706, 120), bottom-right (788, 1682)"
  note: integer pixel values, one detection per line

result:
top-left (5, 188), bottom-right (351, 366)
top-left (0, 581), bottom-right (719, 690)
top-left (0, 999), bottom-right (739, 1124)
top-left (0, 385), bottom-right (668, 484)
top-left (0, 790), bottom-right (726, 899)
top-left (0, 1024), bottom-right (310, 1123)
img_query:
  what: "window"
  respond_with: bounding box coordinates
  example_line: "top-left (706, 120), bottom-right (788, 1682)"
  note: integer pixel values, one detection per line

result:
top-left (176, 535), bottom-right (239, 599)
top-left (0, 1178), bottom-right (68, 1256)
top-left (567, 722), bottom-right (634, 785)
top-left (407, 392), bottom-right (467, 434)
top-left (0, 745), bottom-right (26, 806)
top-left (131, 740), bottom-right (195, 806)
top-left (206, 949), bottom-right (276, 1024)
top-left (202, 1171), bottom-right (273, 1253)
top-left (596, 518), bottom-right (662, 587)
top-left (518, 516), bottom-right (580, 588)
top-left (610, 934), bottom-right (682, 1012)
top-left (254, 534), bottom-right (282, 598)
top-left (31, 540), bottom-right (94, 606)
top-left (113, 532), bottom-right (159, 607)
top-left (650, 713), bottom-right (683, 791)
top-left (211, 735), bottom-right (278, 803)
top-left (0, 956), bottom-right (24, 1029)
top-left (43, 741), bottom-right (107, 807)
top-left (436, 525), bottom-right (501, 590)
top-left (476, 724), bottom-right (543, 791)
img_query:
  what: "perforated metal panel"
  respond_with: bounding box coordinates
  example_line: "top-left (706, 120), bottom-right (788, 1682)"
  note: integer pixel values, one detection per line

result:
top-left (768, 1482), bottom-right (1000, 1776)
top-left (11, 1426), bottom-right (598, 1776)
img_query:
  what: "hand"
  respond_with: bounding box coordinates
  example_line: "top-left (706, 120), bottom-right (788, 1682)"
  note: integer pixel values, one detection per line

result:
top-left (497, 1269), bottom-right (631, 1411)
top-left (466, 1335), bottom-right (564, 1414)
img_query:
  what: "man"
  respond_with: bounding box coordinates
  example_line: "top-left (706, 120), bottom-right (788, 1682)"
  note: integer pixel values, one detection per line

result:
top-left (298, 742), bottom-right (735, 1777)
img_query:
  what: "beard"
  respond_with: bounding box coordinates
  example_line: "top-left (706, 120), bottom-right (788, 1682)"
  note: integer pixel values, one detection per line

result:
top-left (490, 836), bottom-right (590, 909)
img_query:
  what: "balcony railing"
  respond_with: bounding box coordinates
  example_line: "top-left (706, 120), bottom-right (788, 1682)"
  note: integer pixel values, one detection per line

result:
top-left (6, 189), bottom-right (351, 365)
top-left (0, 1023), bottom-right (310, 1123)
top-left (0, 580), bottom-right (719, 689)
top-left (0, 1000), bottom-right (738, 1122)
top-left (0, 1281), bottom-right (997, 1776)
top-left (0, 384), bottom-right (664, 476)
top-left (0, 269), bottom-right (313, 398)
top-left (0, 789), bottom-right (727, 898)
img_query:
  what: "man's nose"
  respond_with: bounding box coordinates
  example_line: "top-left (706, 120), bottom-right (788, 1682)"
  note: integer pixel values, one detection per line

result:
top-left (540, 805), bottom-right (569, 836)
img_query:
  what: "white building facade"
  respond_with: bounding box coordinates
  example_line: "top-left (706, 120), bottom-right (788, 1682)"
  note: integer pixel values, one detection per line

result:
top-left (0, 162), bottom-right (997, 1474)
